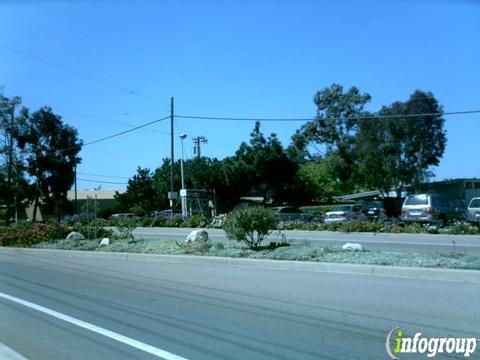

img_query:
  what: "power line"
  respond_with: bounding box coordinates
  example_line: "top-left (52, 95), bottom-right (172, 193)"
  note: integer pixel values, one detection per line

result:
top-left (377, 110), bottom-right (480, 119)
top-left (61, 115), bottom-right (170, 153)
top-left (0, 43), bottom-right (170, 107)
top-left (176, 110), bottom-right (480, 122)
top-left (21, 96), bottom-right (170, 135)
top-left (77, 178), bottom-right (127, 185)
top-left (82, 115), bottom-right (170, 147)
top-left (71, 110), bottom-right (165, 117)
top-left (175, 114), bottom-right (312, 122)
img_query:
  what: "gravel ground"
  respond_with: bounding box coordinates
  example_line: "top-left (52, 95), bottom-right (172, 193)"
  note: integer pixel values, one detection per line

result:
top-left (32, 237), bottom-right (480, 270)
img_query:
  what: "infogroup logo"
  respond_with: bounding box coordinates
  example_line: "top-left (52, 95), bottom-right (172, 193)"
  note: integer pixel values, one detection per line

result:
top-left (385, 327), bottom-right (478, 359)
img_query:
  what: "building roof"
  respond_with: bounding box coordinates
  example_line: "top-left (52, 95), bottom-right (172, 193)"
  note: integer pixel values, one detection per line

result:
top-left (335, 190), bottom-right (382, 201)
top-left (428, 178), bottom-right (479, 185)
top-left (67, 189), bottom-right (124, 200)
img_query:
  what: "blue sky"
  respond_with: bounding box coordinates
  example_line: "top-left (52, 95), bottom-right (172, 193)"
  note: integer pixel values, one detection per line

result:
top-left (1, 0), bottom-right (479, 190)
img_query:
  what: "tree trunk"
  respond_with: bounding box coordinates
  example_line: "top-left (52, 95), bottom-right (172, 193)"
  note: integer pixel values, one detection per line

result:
top-left (32, 181), bottom-right (40, 222)
top-left (33, 196), bottom-right (39, 223)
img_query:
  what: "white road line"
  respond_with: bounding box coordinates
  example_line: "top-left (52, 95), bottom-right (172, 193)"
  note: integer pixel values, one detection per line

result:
top-left (0, 343), bottom-right (28, 360)
top-left (0, 292), bottom-right (188, 360)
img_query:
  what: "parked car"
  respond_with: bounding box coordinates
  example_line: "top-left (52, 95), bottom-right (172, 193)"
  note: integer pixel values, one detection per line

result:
top-left (61, 213), bottom-right (96, 224)
top-left (467, 197), bottom-right (480, 224)
top-left (400, 193), bottom-right (459, 225)
top-left (110, 212), bottom-right (135, 219)
top-left (150, 209), bottom-right (182, 217)
top-left (361, 200), bottom-right (387, 221)
top-left (324, 204), bottom-right (363, 224)
top-left (232, 201), bottom-right (262, 211)
top-left (271, 206), bottom-right (309, 221)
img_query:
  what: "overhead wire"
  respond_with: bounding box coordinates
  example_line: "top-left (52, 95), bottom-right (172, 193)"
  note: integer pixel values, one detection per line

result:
top-left (76, 172), bottom-right (129, 179)
top-left (60, 115), bottom-right (170, 153)
top-left (82, 115), bottom-right (170, 147)
top-left (20, 96), bottom-right (171, 135)
top-left (175, 109), bottom-right (480, 122)
top-left (175, 114), bottom-right (312, 122)
top-left (0, 43), bottom-right (170, 107)
top-left (77, 178), bottom-right (127, 185)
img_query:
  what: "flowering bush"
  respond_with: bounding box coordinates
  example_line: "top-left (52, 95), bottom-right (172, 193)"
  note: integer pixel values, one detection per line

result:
top-left (0, 221), bottom-right (69, 247)
top-left (0, 219), bottom-right (114, 247)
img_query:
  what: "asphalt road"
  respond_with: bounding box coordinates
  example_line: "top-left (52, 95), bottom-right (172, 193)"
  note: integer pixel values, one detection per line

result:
top-left (1, 249), bottom-right (479, 360)
top-left (132, 227), bottom-right (480, 255)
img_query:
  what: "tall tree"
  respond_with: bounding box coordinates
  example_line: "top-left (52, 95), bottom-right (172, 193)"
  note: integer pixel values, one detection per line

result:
top-left (15, 107), bottom-right (82, 220)
top-left (290, 84), bottom-right (372, 192)
top-left (150, 157), bottom-right (237, 212)
top-left (297, 160), bottom-right (339, 202)
top-left (356, 90), bottom-right (446, 197)
top-left (0, 94), bottom-right (30, 223)
top-left (115, 167), bottom-right (157, 215)
top-left (235, 122), bottom-right (302, 204)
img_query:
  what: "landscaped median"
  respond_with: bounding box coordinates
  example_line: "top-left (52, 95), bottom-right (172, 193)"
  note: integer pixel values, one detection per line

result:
top-left (1, 208), bottom-right (479, 272)
top-left (30, 236), bottom-right (480, 271)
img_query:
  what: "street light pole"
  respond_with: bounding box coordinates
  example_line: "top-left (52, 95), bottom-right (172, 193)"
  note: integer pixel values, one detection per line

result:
top-left (180, 133), bottom-right (187, 218)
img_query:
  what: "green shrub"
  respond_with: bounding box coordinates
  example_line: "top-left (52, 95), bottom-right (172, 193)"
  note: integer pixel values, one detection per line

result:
top-left (283, 220), bottom-right (323, 231)
top-left (112, 217), bottom-right (137, 240)
top-left (130, 204), bottom-right (147, 217)
top-left (266, 241), bottom-right (290, 250)
top-left (138, 217), bottom-right (152, 227)
top-left (449, 222), bottom-right (478, 235)
top-left (338, 220), bottom-right (384, 233)
top-left (300, 205), bottom-right (335, 217)
top-left (71, 220), bottom-right (113, 240)
top-left (176, 238), bottom-right (212, 254)
top-left (149, 216), bottom-right (168, 227)
top-left (185, 215), bottom-right (208, 228)
top-left (223, 206), bottom-right (278, 249)
top-left (323, 222), bottom-right (343, 232)
top-left (165, 216), bottom-right (183, 227)
top-left (214, 242), bottom-right (225, 250)
top-left (401, 222), bottom-right (426, 233)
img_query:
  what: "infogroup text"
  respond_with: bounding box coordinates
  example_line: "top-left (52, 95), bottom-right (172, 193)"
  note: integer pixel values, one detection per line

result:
top-left (385, 327), bottom-right (478, 359)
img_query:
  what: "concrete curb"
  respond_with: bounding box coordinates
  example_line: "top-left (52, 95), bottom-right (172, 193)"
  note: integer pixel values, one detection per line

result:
top-left (1, 247), bottom-right (479, 283)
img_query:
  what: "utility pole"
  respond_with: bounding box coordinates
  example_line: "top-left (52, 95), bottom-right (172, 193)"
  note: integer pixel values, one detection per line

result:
top-left (180, 133), bottom-right (187, 218)
top-left (74, 165), bottom-right (78, 215)
top-left (6, 98), bottom-right (18, 223)
top-left (170, 97), bottom-right (174, 193)
top-left (168, 97), bottom-right (176, 211)
top-left (192, 136), bottom-right (208, 158)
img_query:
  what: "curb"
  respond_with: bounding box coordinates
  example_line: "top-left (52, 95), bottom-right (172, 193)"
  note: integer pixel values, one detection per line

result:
top-left (1, 247), bottom-right (479, 283)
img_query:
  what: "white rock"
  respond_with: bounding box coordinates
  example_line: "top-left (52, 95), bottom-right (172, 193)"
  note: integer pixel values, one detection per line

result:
top-left (342, 243), bottom-right (363, 251)
top-left (100, 238), bottom-right (110, 246)
top-left (66, 231), bottom-right (85, 240)
top-left (186, 229), bottom-right (209, 243)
